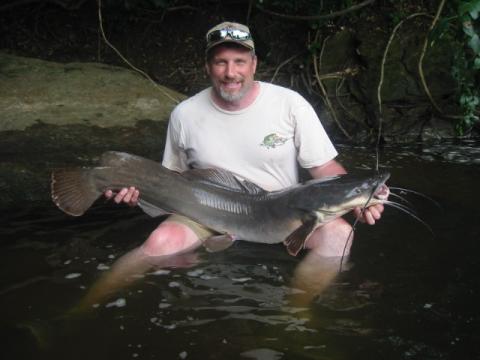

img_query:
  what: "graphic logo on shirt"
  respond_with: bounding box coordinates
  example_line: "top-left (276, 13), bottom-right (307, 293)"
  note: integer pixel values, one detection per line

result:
top-left (260, 133), bottom-right (288, 149)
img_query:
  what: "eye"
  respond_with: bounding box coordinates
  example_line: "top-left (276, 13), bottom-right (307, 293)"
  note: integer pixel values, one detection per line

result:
top-left (346, 187), bottom-right (363, 197)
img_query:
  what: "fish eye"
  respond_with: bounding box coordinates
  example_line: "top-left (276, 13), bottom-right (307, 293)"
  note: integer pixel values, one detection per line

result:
top-left (346, 187), bottom-right (364, 198)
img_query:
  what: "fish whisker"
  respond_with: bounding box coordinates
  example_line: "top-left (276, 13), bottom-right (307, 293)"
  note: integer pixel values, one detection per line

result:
top-left (383, 200), bottom-right (434, 235)
top-left (383, 197), bottom-right (421, 217)
top-left (389, 187), bottom-right (442, 210)
top-left (339, 191), bottom-right (375, 272)
top-left (388, 191), bottom-right (414, 208)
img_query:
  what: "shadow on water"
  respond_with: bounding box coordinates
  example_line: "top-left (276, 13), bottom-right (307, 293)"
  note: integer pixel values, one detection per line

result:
top-left (1, 141), bottom-right (480, 360)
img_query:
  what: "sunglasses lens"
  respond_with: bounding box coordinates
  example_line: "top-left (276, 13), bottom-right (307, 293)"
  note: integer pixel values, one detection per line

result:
top-left (207, 30), bottom-right (226, 42)
top-left (229, 29), bottom-right (250, 40)
top-left (207, 29), bottom-right (251, 43)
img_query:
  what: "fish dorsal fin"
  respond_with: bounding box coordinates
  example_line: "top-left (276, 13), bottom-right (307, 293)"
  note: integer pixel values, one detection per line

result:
top-left (238, 179), bottom-right (266, 195)
top-left (182, 168), bottom-right (266, 195)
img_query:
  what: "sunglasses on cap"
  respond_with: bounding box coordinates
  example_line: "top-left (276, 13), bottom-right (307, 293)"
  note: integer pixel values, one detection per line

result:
top-left (207, 28), bottom-right (252, 42)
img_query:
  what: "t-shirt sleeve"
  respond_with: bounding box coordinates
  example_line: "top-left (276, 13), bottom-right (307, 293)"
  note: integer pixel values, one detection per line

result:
top-left (292, 101), bottom-right (338, 168)
top-left (161, 110), bottom-right (189, 172)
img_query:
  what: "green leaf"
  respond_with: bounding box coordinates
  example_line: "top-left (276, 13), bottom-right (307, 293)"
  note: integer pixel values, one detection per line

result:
top-left (462, 20), bottom-right (476, 36)
top-left (459, 0), bottom-right (480, 19)
top-left (468, 34), bottom-right (480, 54)
top-left (474, 57), bottom-right (480, 69)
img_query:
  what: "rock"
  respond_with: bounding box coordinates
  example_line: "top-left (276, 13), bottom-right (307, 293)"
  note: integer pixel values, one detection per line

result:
top-left (0, 52), bottom-right (184, 130)
top-left (0, 53), bottom-right (185, 206)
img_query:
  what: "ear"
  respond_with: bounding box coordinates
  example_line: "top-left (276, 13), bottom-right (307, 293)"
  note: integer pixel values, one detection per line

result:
top-left (252, 55), bottom-right (258, 74)
top-left (205, 63), bottom-right (211, 76)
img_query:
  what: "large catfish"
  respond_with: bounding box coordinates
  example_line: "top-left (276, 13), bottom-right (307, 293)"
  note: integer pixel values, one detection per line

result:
top-left (51, 151), bottom-right (389, 255)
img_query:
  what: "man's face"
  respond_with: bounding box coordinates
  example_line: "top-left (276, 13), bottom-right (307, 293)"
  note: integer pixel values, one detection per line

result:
top-left (206, 45), bottom-right (257, 103)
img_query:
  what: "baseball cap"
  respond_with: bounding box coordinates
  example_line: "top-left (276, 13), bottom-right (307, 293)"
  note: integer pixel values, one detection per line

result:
top-left (205, 22), bottom-right (255, 52)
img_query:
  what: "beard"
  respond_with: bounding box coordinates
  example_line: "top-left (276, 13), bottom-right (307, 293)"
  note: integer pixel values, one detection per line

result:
top-left (214, 79), bottom-right (253, 103)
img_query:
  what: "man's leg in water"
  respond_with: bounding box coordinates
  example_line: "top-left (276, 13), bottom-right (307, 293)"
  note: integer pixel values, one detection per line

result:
top-left (141, 215), bottom-right (215, 256)
top-left (70, 215), bottom-right (214, 314)
top-left (289, 217), bottom-right (353, 307)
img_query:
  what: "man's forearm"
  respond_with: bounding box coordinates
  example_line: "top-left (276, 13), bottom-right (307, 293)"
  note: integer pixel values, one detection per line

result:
top-left (307, 159), bottom-right (347, 179)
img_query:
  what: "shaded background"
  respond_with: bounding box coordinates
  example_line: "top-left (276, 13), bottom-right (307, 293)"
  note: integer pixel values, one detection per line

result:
top-left (1, 1), bottom-right (480, 359)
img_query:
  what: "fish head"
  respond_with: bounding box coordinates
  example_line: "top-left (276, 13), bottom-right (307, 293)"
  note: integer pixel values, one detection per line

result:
top-left (289, 171), bottom-right (390, 219)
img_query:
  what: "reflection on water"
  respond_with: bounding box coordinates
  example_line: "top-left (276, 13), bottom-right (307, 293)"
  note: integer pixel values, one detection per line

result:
top-left (1, 141), bottom-right (480, 360)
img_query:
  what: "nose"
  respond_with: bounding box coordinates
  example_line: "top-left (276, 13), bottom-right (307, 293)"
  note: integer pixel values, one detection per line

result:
top-left (225, 61), bottom-right (236, 79)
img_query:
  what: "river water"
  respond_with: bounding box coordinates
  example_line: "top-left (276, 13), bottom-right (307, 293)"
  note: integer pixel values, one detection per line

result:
top-left (1, 141), bottom-right (479, 360)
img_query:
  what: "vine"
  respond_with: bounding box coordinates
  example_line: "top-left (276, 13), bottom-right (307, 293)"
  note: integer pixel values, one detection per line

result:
top-left (97, 0), bottom-right (180, 104)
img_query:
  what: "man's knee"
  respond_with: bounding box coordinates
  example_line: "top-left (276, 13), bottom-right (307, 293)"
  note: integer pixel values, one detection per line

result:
top-left (140, 220), bottom-right (201, 256)
top-left (305, 218), bottom-right (354, 257)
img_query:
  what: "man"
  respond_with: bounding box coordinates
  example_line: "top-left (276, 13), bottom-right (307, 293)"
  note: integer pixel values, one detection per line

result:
top-left (106, 21), bottom-right (385, 258)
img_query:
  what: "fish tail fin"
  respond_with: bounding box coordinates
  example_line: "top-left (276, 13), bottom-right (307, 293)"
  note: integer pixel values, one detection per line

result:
top-left (51, 168), bottom-right (101, 216)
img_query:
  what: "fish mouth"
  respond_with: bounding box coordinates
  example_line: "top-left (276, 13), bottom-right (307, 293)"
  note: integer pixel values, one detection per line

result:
top-left (374, 184), bottom-right (390, 201)
top-left (373, 173), bottom-right (390, 201)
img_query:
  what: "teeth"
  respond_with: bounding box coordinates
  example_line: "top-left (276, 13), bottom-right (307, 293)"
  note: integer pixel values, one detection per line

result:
top-left (224, 83), bottom-right (240, 89)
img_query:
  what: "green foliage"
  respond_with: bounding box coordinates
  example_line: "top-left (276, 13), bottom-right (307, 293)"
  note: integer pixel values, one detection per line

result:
top-left (452, 49), bottom-right (479, 133)
top-left (383, 0), bottom-right (479, 135)
top-left (452, 0), bottom-right (480, 134)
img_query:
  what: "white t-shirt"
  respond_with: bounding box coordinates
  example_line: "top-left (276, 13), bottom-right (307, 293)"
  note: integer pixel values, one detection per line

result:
top-left (162, 81), bottom-right (337, 191)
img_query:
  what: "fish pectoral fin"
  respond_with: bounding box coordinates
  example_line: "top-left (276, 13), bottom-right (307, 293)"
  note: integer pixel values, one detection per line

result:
top-left (283, 218), bottom-right (317, 256)
top-left (203, 234), bottom-right (236, 253)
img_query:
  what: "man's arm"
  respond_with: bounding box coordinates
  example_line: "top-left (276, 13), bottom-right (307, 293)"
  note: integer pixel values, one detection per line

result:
top-left (307, 159), bottom-right (347, 178)
top-left (307, 159), bottom-right (385, 225)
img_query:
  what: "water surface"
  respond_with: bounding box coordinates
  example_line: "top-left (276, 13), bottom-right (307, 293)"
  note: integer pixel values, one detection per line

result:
top-left (1, 142), bottom-right (479, 360)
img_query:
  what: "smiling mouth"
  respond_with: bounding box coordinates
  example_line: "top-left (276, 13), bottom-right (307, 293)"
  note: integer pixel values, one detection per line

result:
top-left (222, 81), bottom-right (242, 90)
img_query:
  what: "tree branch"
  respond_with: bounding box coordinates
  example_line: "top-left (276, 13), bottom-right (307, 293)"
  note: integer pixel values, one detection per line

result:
top-left (377, 13), bottom-right (430, 117)
top-left (312, 33), bottom-right (352, 139)
top-left (0, 0), bottom-right (87, 12)
top-left (97, 0), bottom-right (180, 104)
top-left (256, 0), bottom-right (376, 22)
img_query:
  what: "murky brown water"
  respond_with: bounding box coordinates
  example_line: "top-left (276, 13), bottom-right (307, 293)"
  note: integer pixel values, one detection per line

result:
top-left (1, 141), bottom-right (479, 360)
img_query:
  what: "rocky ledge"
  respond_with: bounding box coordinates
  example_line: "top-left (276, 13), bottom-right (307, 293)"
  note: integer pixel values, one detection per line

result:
top-left (0, 52), bottom-right (184, 206)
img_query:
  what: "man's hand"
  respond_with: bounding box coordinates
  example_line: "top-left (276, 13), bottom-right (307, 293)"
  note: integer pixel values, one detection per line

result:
top-left (353, 203), bottom-right (384, 225)
top-left (105, 187), bottom-right (139, 207)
